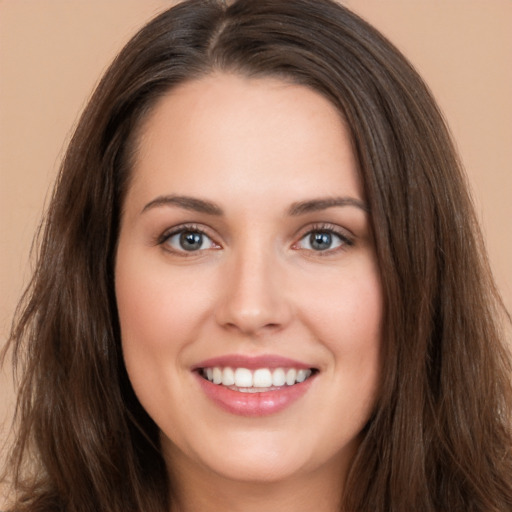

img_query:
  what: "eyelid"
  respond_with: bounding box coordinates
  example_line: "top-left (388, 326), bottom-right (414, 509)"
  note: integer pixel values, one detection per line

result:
top-left (154, 222), bottom-right (354, 256)
top-left (156, 223), bottom-right (221, 254)
top-left (292, 223), bottom-right (354, 253)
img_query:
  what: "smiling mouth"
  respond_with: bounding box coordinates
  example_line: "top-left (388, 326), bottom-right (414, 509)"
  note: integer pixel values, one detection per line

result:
top-left (198, 366), bottom-right (317, 392)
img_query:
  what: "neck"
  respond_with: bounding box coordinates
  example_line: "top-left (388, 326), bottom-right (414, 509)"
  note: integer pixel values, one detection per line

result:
top-left (167, 453), bottom-right (347, 512)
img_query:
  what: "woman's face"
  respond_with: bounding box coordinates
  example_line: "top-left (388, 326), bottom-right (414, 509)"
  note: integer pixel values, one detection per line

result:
top-left (115, 73), bottom-right (383, 486)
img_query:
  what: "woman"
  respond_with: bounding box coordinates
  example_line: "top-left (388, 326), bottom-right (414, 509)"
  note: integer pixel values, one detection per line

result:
top-left (2, 0), bottom-right (511, 510)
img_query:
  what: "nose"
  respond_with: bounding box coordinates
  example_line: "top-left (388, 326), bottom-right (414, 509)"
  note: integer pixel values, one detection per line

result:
top-left (214, 244), bottom-right (292, 336)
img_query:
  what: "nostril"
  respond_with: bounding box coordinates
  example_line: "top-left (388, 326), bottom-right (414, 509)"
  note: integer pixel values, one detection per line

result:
top-left (219, 310), bottom-right (287, 335)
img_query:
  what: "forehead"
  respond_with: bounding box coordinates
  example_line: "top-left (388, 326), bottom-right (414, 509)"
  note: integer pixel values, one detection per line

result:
top-left (127, 72), bottom-right (362, 211)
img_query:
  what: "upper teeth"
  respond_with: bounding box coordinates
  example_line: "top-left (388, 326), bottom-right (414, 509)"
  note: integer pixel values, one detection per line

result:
top-left (202, 367), bottom-right (312, 389)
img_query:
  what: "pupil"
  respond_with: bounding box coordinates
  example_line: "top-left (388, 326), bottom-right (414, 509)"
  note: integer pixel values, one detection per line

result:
top-left (310, 232), bottom-right (332, 251)
top-left (180, 231), bottom-right (202, 251)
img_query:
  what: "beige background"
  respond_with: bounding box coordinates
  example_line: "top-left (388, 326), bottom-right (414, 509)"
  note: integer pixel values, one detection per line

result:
top-left (1, 0), bottom-right (511, 475)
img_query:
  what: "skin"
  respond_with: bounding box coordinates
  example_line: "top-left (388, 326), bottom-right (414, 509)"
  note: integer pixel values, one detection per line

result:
top-left (115, 73), bottom-right (383, 512)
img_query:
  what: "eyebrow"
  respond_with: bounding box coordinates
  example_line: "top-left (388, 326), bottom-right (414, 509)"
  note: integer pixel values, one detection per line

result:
top-left (141, 195), bottom-right (224, 216)
top-left (141, 194), bottom-right (368, 217)
top-left (287, 197), bottom-right (369, 216)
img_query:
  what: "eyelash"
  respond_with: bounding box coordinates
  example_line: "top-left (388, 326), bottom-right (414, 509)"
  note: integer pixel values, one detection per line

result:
top-left (156, 222), bottom-right (354, 256)
top-left (157, 224), bottom-right (219, 256)
top-left (293, 223), bottom-right (354, 255)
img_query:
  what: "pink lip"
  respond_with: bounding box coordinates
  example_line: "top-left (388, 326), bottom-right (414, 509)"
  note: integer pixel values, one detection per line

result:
top-left (195, 372), bottom-right (316, 417)
top-left (192, 354), bottom-right (314, 370)
top-left (192, 354), bottom-right (317, 417)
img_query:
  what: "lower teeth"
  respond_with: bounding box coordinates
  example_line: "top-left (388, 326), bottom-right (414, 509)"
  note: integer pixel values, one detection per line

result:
top-left (227, 385), bottom-right (282, 393)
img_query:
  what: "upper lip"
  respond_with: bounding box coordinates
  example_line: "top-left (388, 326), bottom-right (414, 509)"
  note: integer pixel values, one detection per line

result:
top-left (192, 354), bottom-right (316, 371)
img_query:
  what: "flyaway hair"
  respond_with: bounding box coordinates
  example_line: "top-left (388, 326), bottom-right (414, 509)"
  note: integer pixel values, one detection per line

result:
top-left (2, 1), bottom-right (511, 510)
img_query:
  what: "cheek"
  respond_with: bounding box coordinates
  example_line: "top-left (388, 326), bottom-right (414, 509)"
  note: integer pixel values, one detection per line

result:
top-left (114, 252), bottom-right (219, 439)
top-left (299, 260), bottom-right (383, 409)
top-left (301, 262), bottom-right (383, 355)
top-left (114, 249), bottom-right (216, 407)
top-left (115, 252), bottom-right (213, 352)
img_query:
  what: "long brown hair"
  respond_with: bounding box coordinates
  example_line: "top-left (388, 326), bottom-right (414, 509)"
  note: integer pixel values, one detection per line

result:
top-left (2, 0), bottom-right (511, 510)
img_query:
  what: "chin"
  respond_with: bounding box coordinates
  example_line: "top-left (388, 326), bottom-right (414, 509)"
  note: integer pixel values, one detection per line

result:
top-left (162, 427), bottom-right (318, 484)
top-left (202, 450), bottom-right (310, 484)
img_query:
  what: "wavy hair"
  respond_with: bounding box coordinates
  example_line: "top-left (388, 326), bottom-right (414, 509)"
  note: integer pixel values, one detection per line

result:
top-left (2, 0), bottom-right (511, 510)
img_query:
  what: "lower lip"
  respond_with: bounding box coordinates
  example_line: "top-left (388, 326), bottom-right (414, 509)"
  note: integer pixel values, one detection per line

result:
top-left (195, 372), bottom-right (316, 417)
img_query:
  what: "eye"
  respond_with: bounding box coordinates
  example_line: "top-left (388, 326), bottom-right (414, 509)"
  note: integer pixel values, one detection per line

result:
top-left (161, 227), bottom-right (220, 253)
top-left (295, 228), bottom-right (352, 252)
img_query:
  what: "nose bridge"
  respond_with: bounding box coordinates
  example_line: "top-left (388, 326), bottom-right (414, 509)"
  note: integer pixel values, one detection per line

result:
top-left (216, 235), bottom-right (290, 334)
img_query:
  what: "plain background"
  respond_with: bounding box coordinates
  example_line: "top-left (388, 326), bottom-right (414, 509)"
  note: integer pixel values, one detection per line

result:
top-left (1, 0), bottom-right (511, 486)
